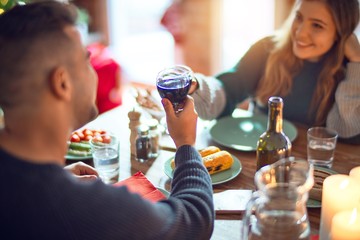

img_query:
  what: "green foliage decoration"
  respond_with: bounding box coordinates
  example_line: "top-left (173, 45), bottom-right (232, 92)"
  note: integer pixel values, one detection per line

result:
top-left (0, 0), bottom-right (29, 14)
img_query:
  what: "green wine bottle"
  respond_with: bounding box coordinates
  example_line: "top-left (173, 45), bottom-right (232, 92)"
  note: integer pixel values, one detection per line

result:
top-left (256, 96), bottom-right (292, 171)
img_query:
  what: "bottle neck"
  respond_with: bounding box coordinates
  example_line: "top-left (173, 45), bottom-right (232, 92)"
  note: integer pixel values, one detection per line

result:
top-left (267, 105), bottom-right (283, 133)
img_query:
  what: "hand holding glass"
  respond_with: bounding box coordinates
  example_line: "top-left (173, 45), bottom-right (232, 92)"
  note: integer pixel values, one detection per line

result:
top-left (90, 134), bottom-right (119, 184)
top-left (156, 65), bottom-right (193, 113)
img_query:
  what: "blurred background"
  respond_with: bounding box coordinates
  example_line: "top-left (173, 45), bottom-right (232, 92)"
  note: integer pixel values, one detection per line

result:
top-left (1, 0), bottom-right (360, 115)
top-left (73, 0), bottom-right (293, 84)
top-left (70, 0), bottom-right (360, 85)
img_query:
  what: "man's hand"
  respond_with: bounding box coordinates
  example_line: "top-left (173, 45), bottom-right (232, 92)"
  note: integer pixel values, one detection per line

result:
top-left (344, 34), bottom-right (360, 63)
top-left (65, 161), bottom-right (99, 181)
top-left (162, 96), bottom-right (198, 149)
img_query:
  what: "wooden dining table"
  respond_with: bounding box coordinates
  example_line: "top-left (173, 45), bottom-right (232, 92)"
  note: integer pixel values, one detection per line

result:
top-left (66, 84), bottom-right (360, 239)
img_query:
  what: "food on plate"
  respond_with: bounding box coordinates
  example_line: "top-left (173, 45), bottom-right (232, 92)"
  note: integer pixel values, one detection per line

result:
top-left (309, 167), bottom-right (335, 201)
top-left (67, 128), bottom-right (107, 157)
top-left (198, 146), bottom-right (220, 157)
top-left (202, 151), bottom-right (234, 174)
top-left (135, 88), bottom-right (162, 111)
top-left (69, 142), bottom-right (92, 151)
top-left (170, 146), bottom-right (234, 175)
top-left (132, 88), bottom-right (165, 120)
top-left (170, 146), bottom-right (220, 169)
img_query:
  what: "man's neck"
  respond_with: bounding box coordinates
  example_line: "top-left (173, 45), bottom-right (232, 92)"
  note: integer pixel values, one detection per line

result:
top-left (0, 117), bottom-right (69, 165)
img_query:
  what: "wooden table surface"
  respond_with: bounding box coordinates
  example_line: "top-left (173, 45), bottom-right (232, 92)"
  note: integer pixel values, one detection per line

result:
top-left (67, 85), bottom-right (360, 239)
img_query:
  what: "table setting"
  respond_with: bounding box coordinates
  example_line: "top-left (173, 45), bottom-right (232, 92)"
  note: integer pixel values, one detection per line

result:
top-left (64, 64), bottom-right (360, 239)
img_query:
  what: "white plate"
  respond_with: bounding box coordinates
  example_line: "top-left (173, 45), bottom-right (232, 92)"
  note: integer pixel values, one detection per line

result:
top-left (164, 155), bottom-right (242, 185)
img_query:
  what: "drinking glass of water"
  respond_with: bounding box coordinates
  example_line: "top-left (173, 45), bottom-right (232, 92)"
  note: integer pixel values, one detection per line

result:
top-left (307, 127), bottom-right (338, 168)
top-left (90, 134), bottom-right (119, 184)
top-left (156, 65), bottom-right (193, 114)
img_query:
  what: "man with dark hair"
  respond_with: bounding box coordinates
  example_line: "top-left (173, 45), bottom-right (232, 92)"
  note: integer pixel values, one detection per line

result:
top-left (0, 2), bottom-right (214, 239)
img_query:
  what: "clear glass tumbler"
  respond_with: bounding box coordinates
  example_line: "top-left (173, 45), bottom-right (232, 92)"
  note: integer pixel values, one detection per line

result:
top-left (90, 134), bottom-right (120, 184)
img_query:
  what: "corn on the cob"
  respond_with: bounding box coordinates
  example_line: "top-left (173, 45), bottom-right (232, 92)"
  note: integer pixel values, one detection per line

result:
top-left (170, 146), bottom-right (220, 169)
top-left (199, 146), bottom-right (220, 157)
top-left (170, 146), bottom-right (233, 175)
top-left (202, 151), bottom-right (234, 174)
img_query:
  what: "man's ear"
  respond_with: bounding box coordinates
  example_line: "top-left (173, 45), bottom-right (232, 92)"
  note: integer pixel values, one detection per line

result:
top-left (49, 66), bottom-right (72, 101)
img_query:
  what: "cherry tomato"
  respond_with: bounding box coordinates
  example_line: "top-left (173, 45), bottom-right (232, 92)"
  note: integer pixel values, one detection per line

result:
top-left (102, 135), bottom-right (111, 144)
top-left (75, 131), bottom-right (85, 140)
top-left (100, 130), bottom-right (107, 135)
top-left (83, 129), bottom-right (93, 137)
top-left (70, 134), bottom-right (81, 142)
top-left (92, 130), bottom-right (101, 137)
top-left (93, 136), bottom-right (103, 143)
top-left (84, 135), bottom-right (93, 141)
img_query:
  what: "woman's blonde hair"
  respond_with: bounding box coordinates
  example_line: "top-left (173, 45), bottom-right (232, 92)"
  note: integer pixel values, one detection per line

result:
top-left (256, 0), bottom-right (359, 125)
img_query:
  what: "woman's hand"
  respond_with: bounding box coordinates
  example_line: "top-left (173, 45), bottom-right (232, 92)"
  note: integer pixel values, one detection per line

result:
top-left (344, 34), bottom-right (360, 62)
top-left (188, 78), bottom-right (198, 95)
top-left (162, 96), bottom-right (198, 149)
top-left (65, 161), bottom-right (99, 181)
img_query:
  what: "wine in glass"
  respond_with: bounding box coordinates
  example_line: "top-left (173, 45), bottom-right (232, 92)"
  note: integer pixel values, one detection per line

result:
top-left (156, 65), bottom-right (193, 113)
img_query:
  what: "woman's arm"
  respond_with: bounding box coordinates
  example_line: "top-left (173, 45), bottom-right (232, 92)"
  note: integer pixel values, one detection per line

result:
top-left (190, 37), bottom-right (272, 120)
top-left (326, 35), bottom-right (360, 143)
top-left (190, 74), bottom-right (227, 120)
top-left (326, 62), bottom-right (360, 143)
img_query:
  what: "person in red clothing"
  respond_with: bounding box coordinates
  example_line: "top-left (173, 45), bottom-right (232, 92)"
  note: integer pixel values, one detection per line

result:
top-left (88, 42), bottom-right (122, 113)
top-left (160, 0), bottom-right (184, 44)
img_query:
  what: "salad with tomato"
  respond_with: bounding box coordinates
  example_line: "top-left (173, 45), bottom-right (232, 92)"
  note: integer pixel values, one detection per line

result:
top-left (67, 128), bottom-right (108, 157)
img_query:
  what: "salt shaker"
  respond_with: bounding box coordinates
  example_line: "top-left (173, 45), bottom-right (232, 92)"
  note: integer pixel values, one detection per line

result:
top-left (136, 125), bottom-right (151, 162)
top-left (147, 119), bottom-right (160, 158)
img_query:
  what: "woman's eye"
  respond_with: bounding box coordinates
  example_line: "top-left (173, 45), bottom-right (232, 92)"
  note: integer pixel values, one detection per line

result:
top-left (312, 23), bottom-right (323, 29)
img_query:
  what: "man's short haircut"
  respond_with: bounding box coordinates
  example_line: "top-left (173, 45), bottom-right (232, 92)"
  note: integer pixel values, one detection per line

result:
top-left (0, 1), bottom-right (78, 107)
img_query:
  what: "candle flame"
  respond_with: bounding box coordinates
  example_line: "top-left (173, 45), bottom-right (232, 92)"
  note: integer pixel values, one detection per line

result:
top-left (339, 179), bottom-right (350, 189)
top-left (349, 208), bottom-right (358, 225)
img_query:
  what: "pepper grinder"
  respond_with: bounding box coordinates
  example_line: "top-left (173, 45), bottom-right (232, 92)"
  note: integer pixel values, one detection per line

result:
top-left (128, 108), bottom-right (141, 157)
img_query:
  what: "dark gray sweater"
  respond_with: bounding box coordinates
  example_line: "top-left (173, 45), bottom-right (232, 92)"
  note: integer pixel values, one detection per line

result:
top-left (0, 145), bottom-right (214, 240)
top-left (192, 37), bottom-right (360, 143)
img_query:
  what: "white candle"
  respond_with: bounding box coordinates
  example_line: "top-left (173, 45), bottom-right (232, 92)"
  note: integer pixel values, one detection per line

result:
top-left (331, 208), bottom-right (360, 240)
top-left (319, 175), bottom-right (360, 240)
top-left (350, 166), bottom-right (360, 182)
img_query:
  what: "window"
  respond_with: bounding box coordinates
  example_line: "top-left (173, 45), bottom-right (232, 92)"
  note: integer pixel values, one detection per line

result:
top-left (221, 0), bottom-right (275, 70)
top-left (107, 0), bottom-right (174, 84)
top-left (107, 0), bottom-right (276, 83)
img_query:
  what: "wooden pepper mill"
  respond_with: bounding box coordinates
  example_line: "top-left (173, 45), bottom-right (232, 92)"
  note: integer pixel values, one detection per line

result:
top-left (128, 108), bottom-right (141, 157)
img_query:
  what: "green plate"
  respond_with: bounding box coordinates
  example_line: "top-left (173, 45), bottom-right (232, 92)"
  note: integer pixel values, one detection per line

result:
top-left (209, 115), bottom-right (298, 151)
top-left (164, 155), bottom-right (242, 185)
top-left (65, 153), bottom-right (92, 161)
top-left (306, 198), bottom-right (321, 208)
top-left (306, 166), bottom-right (338, 208)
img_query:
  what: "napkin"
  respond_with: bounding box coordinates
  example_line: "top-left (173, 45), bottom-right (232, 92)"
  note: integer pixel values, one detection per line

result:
top-left (114, 171), bottom-right (166, 202)
top-left (213, 190), bottom-right (252, 214)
